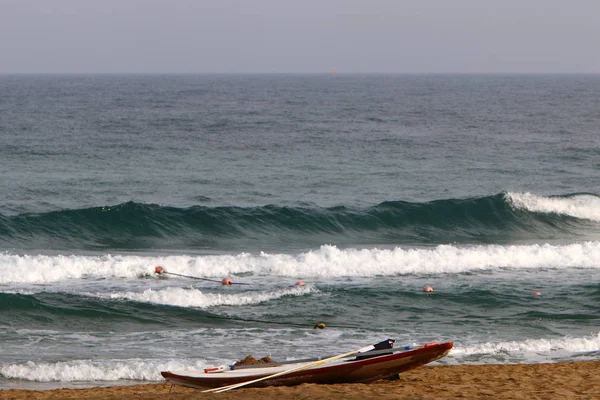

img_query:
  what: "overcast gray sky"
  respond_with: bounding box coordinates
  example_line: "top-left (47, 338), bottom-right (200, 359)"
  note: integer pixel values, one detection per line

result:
top-left (1, 0), bottom-right (599, 73)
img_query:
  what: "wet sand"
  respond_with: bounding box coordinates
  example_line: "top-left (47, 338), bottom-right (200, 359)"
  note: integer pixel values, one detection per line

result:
top-left (1, 361), bottom-right (598, 400)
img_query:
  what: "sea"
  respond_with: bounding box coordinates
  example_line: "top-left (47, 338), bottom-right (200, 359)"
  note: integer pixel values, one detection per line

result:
top-left (0, 74), bottom-right (599, 390)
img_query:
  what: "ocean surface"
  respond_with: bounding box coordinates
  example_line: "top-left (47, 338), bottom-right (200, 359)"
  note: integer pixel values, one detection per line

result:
top-left (0, 74), bottom-right (599, 389)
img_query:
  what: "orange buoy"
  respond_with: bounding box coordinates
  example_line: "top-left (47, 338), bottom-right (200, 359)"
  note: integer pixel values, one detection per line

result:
top-left (532, 291), bottom-right (541, 296)
top-left (423, 285), bottom-right (434, 293)
top-left (154, 266), bottom-right (165, 274)
top-left (295, 281), bottom-right (305, 286)
top-left (222, 277), bottom-right (232, 285)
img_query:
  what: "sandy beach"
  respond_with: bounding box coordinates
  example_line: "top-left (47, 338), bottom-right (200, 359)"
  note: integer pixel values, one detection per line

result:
top-left (1, 361), bottom-right (598, 400)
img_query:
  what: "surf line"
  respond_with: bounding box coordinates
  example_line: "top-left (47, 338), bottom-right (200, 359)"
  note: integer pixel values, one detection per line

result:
top-left (212, 314), bottom-right (359, 330)
top-left (154, 266), bottom-right (252, 285)
top-left (154, 267), bottom-right (357, 329)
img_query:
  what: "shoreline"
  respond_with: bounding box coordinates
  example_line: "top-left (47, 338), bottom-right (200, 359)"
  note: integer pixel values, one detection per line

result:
top-left (1, 361), bottom-right (598, 399)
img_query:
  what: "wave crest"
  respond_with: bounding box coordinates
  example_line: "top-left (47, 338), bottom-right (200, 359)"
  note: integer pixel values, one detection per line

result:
top-left (1, 192), bottom-right (598, 250)
top-left (2, 242), bottom-right (600, 284)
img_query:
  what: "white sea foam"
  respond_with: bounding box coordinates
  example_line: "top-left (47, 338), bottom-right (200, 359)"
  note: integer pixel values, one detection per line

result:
top-left (506, 192), bottom-right (600, 221)
top-left (0, 358), bottom-right (204, 382)
top-left (450, 332), bottom-right (600, 364)
top-left (88, 285), bottom-right (315, 308)
top-left (0, 253), bottom-right (153, 284)
top-left (2, 333), bottom-right (598, 382)
top-left (2, 241), bottom-right (600, 284)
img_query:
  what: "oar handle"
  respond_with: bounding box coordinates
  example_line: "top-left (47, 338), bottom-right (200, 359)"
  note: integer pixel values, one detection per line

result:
top-left (204, 345), bottom-right (375, 393)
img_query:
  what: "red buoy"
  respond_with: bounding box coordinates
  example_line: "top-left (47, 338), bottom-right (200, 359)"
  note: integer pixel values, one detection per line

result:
top-left (423, 285), bottom-right (434, 293)
top-left (295, 281), bottom-right (305, 287)
top-left (222, 277), bottom-right (232, 285)
top-left (155, 266), bottom-right (165, 274)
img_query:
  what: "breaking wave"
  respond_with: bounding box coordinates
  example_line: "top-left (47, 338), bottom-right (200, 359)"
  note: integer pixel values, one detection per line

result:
top-left (0, 192), bottom-right (598, 251)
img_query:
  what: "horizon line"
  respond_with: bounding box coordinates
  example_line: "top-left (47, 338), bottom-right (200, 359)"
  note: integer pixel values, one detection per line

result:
top-left (1, 71), bottom-right (600, 76)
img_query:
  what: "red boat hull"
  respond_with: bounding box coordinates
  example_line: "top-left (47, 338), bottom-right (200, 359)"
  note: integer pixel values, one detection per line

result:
top-left (161, 342), bottom-right (453, 389)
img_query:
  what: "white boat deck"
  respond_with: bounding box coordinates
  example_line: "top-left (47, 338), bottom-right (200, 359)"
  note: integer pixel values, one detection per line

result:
top-left (169, 359), bottom-right (347, 379)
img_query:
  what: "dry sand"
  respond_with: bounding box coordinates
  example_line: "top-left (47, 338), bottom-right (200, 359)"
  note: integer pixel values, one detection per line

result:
top-left (1, 361), bottom-right (598, 400)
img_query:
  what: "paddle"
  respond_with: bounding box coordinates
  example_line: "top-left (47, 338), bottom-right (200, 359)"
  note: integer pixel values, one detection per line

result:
top-left (203, 344), bottom-right (375, 393)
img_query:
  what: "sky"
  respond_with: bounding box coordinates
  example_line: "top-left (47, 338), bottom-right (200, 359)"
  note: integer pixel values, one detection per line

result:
top-left (1, 0), bottom-right (599, 74)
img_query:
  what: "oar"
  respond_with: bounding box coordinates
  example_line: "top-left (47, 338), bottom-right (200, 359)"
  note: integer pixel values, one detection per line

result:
top-left (203, 344), bottom-right (375, 393)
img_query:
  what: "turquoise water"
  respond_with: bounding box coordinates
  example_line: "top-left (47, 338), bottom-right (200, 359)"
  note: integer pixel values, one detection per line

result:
top-left (0, 74), bottom-right (599, 389)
